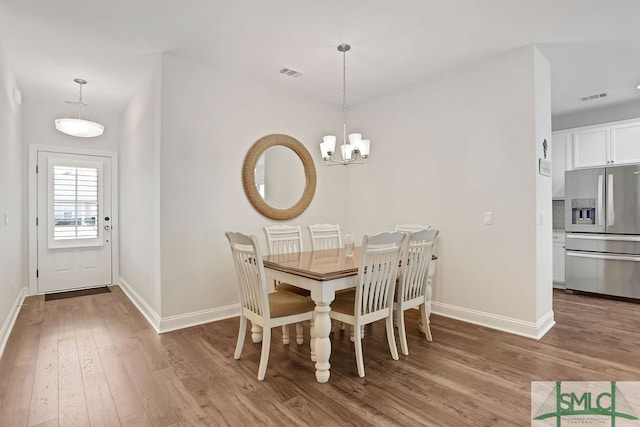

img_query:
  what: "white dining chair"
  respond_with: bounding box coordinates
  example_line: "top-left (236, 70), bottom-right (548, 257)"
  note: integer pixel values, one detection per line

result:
top-left (308, 223), bottom-right (342, 250)
top-left (225, 232), bottom-right (314, 381)
top-left (329, 231), bottom-right (409, 377)
top-left (308, 223), bottom-right (346, 333)
top-left (395, 228), bottom-right (439, 355)
top-left (263, 224), bottom-right (308, 345)
top-left (395, 223), bottom-right (431, 233)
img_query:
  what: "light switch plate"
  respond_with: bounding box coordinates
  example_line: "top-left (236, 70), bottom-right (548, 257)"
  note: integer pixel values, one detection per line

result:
top-left (483, 211), bottom-right (493, 225)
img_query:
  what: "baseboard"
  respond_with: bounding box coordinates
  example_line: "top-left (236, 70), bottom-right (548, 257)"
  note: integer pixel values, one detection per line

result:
top-left (117, 277), bottom-right (240, 334)
top-left (0, 286), bottom-right (28, 359)
top-left (159, 304), bottom-right (240, 334)
top-left (117, 278), bottom-right (161, 333)
top-left (431, 301), bottom-right (555, 340)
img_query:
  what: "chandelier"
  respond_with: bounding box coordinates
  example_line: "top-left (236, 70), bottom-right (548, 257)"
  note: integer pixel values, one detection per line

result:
top-left (320, 44), bottom-right (370, 166)
top-left (55, 78), bottom-right (104, 138)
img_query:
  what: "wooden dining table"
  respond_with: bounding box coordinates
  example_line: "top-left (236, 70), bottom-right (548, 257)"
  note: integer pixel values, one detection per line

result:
top-left (263, 247), bottom-right (361, 383)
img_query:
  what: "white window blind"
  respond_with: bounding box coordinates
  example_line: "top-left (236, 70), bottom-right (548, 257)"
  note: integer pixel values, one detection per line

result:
top-left (52, 165), bottom-right (99, 240)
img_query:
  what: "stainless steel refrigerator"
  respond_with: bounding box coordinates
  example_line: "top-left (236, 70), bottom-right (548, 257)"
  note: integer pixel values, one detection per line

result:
top-left (565, 164), bottom-right (640, 299)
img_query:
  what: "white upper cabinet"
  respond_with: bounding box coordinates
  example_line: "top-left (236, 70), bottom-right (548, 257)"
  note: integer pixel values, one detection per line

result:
top-left (611, 121), bottom-right (640, 165)
top-left (551, 131), bottom-right (570, 198)
top-left (570, 119), bottom-right (640, 169)
top-left (572, 126), bottom-right (609, 168)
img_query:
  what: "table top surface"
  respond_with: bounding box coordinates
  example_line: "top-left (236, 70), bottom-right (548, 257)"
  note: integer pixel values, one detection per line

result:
top-left (263, 247), bottom-right (361, 281)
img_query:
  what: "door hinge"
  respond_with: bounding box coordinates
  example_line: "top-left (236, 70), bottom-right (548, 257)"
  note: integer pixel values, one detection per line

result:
top-left (36, 269), bottom-right (39, 278)
top-left (36, 217), bottom-right (38, 226)
top-left (36, 165), bottom-right (38, 173)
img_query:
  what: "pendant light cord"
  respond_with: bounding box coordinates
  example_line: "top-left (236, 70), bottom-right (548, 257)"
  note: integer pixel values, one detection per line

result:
top-left (78, 83), bottom-right (83, 120)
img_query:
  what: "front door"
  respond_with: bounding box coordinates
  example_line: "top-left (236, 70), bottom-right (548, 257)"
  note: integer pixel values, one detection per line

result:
top-left (37, 151), bottom-right (113, 293)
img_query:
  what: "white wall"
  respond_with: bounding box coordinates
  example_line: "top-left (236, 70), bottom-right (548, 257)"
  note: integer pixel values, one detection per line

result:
top-left (0, 40), bottom-right (24, 355)
top-left (346, 46), bottom-right (553, 337)
top-left (119, 55), bottom-right (162, 317)
top-left (158, 54), bottom-right (347, 319)
top-left (534, 48), bottom-right (554, 331)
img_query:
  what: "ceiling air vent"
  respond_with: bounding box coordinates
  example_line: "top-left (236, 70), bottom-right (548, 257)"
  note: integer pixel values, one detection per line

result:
top-left (278, 67), bottom-right (303, 78)
top-left (580, 92), bottom-right (608, 102)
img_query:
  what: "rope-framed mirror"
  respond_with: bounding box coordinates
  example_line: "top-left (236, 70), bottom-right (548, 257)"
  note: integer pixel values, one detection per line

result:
top-left (242, 134), bottom-right (317, 220)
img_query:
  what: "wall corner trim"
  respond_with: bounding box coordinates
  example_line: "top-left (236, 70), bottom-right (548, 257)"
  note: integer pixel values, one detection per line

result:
top-left (118, 278), bottom-right (162, 333)
top-left (0, 287), bottom-right (28, 359)
top-left (117, 278), bottom-right (240, 334)
top-left (158, 304), bottom-right (240, 334)
top-left (431, 302), bottom-right (555, 340)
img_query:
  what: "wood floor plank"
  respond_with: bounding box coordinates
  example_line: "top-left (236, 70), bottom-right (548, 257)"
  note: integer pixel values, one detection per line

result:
top-left (58, 337), bottom-right (89, 427)
top-left (28, 300), bottom-right (59, 426)
top-left (120, 410), bottom-right (153, 427)
top-left (82, 372), bottom-right (121, 427)
top-left (0, 363), bottom-right (37, 426)
top-left (97, 344), bottom-right (145, 419)
top-left (2, 287), bottom-right (640, 426)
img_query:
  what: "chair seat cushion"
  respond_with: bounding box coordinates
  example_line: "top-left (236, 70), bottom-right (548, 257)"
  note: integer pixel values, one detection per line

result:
top-left (268, 291), bottom-right (315, 318)
top-left (331, 289), bottom-right (356, 316)
top-left (275, 282), bottom-right (311, 297)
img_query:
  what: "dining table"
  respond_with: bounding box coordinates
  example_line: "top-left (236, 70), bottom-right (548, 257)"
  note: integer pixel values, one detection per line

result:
top-left (263, 246), bottom-right (361, 383)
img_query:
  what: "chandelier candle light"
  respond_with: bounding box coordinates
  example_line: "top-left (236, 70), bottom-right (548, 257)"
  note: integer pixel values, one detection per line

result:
top-left (55, 78), bottom-right (104, 138)
top-left (320, 44), bottom-right (370, 166)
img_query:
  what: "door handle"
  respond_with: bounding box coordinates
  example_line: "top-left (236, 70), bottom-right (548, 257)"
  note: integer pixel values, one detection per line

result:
top-left (104, 225), bottom-right (111, 230)
top-left (597, 174), bottom-right (604, 226)
top-left (607, 173), bottom-right (614, 226)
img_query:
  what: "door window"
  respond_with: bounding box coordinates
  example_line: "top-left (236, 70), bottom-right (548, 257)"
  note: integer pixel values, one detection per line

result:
top-left (48, 158), bottom-right (104, 248)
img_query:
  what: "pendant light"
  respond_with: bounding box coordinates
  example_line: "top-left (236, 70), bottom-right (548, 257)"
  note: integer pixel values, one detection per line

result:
top-left (320, 44), bottom-right (370, 166)
top-left (55, 78), bottom-right (104, 138)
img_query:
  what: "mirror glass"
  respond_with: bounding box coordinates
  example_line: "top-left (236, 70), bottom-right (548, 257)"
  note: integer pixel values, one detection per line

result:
top-left (254, 146), bottom-right (305, 209)
top-left (242, 134), bottom-right (316, 221)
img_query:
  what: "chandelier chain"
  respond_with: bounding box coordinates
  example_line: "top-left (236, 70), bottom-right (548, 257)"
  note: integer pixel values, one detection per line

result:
top-left (342, 45), bottom-right (347, 146)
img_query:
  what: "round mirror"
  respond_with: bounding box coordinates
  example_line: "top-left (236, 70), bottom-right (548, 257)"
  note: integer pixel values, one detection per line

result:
top-left (254, 146), bottom-right (305, 209)
top-left (243, 134), bottom-right (316, 220)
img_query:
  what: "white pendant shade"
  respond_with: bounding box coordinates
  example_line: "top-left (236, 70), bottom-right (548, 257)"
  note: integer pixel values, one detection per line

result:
top-left (348, 133), bottom-right (361, 152)
top-left (341, 144), bottom-right (353, 160)
top-left (55, 118), bottom-right (104, 138)
top-left (360, 139), bottom-right (370, 158)
top-left (320, 135), bottom-right (337, 160)
top-left (55, 78), bottom-right (104, 138)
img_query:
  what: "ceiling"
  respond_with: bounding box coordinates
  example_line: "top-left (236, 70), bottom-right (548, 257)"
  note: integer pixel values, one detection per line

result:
top-left (1, 0), bottom-right (640, 117)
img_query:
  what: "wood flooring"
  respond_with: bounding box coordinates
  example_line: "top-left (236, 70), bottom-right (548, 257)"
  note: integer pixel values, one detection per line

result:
top-left (0, 286), bottom-right (639, 426)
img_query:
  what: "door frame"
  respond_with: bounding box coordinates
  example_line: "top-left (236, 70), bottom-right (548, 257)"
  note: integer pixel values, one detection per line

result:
top-left (28, 144), bottom-right (119, 295)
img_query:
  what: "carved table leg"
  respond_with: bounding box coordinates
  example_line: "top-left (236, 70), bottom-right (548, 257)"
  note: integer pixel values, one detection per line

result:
top-left (309, 317), bottom-right (316, 362)
top-left (313, 303), bottom-right (332, 383)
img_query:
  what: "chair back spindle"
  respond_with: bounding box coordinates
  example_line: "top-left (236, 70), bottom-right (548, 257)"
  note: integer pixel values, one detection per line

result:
top-left (308, 223), bottom-right (342, 250)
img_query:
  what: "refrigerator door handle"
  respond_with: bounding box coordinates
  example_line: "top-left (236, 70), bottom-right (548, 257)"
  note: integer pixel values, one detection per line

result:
top-left (566, 251), bottom-right (640, 262)
top-left (597, 174), bottom-right (604, 226)
top-left (607, 173), bottom-right (614, 226)
top-left (567, 234), bottom-right (640, 242)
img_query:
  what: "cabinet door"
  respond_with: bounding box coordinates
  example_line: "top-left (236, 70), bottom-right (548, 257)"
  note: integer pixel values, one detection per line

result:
top-left (552, 242), bottom-right (565, 284)
top-left (551, 132), bottom-right (569, 198)
top-left (573, 127), bottom-right (609, 168)
top-left (611, 121), bottom-right (640, 165)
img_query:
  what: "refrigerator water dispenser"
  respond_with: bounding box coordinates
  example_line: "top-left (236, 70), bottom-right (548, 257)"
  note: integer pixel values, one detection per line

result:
top-left (571, 198), bottom-right (596, 225)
